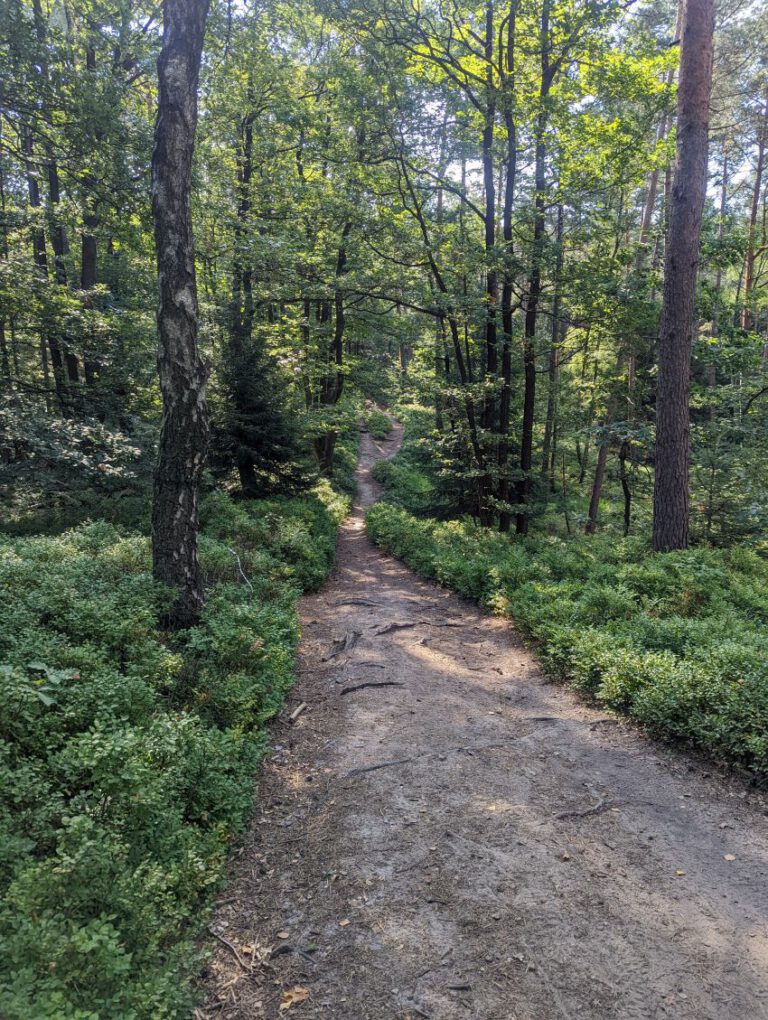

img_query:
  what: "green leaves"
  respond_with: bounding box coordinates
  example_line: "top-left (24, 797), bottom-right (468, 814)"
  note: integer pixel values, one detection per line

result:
top-left (366, 500), bottom-right (768, 774)
top-left (0, 486), bottom-right (346, 1018)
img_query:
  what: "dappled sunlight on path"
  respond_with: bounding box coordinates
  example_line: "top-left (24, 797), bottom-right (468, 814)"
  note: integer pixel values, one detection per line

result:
top-left (200, 420), bottom-right (768, 1020)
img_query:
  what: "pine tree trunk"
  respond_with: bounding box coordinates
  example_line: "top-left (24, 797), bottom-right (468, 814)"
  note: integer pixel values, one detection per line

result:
top-left (741, 92), bottom-right (767, 331)
top-left (652, 0), bottom-right (714, 552)
top-left (708, 148), bottom-right (728, 415)
top-left (151, 0), bottom-right (211, 629)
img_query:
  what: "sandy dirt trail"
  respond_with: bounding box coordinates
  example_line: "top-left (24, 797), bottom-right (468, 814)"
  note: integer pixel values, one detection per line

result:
top-left (201, 424), bottom-right (768, 1020)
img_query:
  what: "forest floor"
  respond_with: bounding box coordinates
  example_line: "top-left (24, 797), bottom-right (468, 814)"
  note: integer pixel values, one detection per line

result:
top-left (199, 423), bottom-right (768, 1020)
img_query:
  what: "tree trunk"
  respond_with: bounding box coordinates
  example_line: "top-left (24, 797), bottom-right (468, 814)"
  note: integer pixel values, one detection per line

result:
top-left (434, 115), bottom-right (449, 434)
top-left (619, 440), bottom-right (632, 537)
top-left (81, 226), bottom-right (100, 385)
top-left (27, 0), bottom-right (72, 405)
top-left (398, 153), bottom-right (486, 495)
top-left (22, 122), bottom-right (67, 409)
top-left (0, 125), bottom-right (13, 388)
top-left (151, 0), bottom-right (211, 629)
top-left (81, 173), bottom-right (102, 387)
top-left (708, 147), bottom-right (728, 414)
top-left (584, 391), bottom-right (618, 535)
top-left (585, 438), bottom-right (610, 535)
top-left (46, 158), bottom-right (81, 388)
top-left (314, 431), bottom-right (337, 474)
top-left (652, 0), bottom-right (714, 552)
top-left (741, 92), bottom-right (768, 331)
top-left (516, 0), bottom-right (551, 535)
top-left (498, 0), bottom-right (518, 533)
top-left (0, 323), bottom-right (10, 386)
top-left (541, 203), bottom-right (563, 488)
top-left (228, 103), bottom-right (259, 495)
top-left (481, 0), bottom-right (498, 436)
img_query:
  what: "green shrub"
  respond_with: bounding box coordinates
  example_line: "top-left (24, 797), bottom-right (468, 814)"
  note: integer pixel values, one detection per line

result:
top-left (365, 408), bottom-right (393, 440)
top-left (366, 503), bottom-right (768, 774)
top-left (0, 484), bottom-right (347, 1019)
top-left (370, 403), bottom-right (454, 518)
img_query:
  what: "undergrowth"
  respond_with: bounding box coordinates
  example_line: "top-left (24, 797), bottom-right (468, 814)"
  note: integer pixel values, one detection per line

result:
top-left (366, 504), bottom-right (768, 776)
top-left (364, 408), bottom-right (393, 441)
top-left (370, 405), bottom-right (453, 517)
top-left (0, 482), bottom-right (348, 1019)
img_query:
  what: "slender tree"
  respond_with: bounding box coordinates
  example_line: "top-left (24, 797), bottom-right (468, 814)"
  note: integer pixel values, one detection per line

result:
top-left (741, 90), bottom-right (768, 331)
top-left (516, 0), bottom-right (552, 535)
top-left (652, 0), bottom-right (714, 552)
top-left (151, 0), bottom-right (211, 628)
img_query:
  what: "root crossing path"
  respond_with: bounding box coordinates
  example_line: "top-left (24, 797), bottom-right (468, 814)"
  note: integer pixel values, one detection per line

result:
top-left (201, 425), bottom-right (768, 1020)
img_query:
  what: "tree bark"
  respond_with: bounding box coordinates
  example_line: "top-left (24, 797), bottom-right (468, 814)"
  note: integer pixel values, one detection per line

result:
top-left (481, 0), bottom-right (498, 436)
top-left (585, 434), bottom-right (610, 535)
top-left (498, 0), bottom-right (518, 533)
top-left (397, 152), bottom-right (486, 490)
top-left (541, 202), bottom-right (563, 490)
top-left (707, 147), bottom-right (728, 412)
top-left (81, 196), bottom-right (101, 386)
top-left (741, 91), bottom-right (768, 331)
top-left (516, 0), bottom-right (551, 535)
top-left (46, 158), bottom-right (81, 387)
top-left (619, 440), bottom-right (632, 537)
top-left (0, 125), bottom-right (14, 387)
top-left (151, 0), bottom-right (211, 629)
top-left (229, 103), bottom-right (259, 496)
top-left (22, 122), bottom-right (67, 409)
top-left (584, 393), bottom-right (617, 535)
top-left (652, 0), bottom-right (714, 552)
top-left (314, 221), bottom-right (351, 474)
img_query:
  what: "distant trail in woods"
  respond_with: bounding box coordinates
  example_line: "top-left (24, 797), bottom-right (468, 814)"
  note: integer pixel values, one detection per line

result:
top-left (200, 422), bottom-right (768, 1020)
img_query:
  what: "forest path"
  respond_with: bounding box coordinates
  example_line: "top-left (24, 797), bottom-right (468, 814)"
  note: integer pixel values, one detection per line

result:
top-left (201, 423), bottom-right (768, 1020)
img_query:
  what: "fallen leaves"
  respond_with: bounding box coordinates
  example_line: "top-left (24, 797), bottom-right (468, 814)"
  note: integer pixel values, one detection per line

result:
top-left (280, 986), bottom-right (310, 1010)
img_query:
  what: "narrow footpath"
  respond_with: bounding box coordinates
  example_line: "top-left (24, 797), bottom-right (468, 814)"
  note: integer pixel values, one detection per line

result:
top-left (200, 423), bottom-right (768, 1020)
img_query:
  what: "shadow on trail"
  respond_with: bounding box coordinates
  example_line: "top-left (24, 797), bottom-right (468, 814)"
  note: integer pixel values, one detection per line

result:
top-left (200, 419), bottom-right (768, 1020)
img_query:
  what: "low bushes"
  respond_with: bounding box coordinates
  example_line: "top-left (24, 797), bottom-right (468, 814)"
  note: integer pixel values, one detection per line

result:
top-left (371, 456), bottom-right (439, 516)
top-left (370, 404), bottom-right (454, 518)
top-left (366, 504), bottom-right (768, 774)
top-left (364, 408), bottom-right (393, 441)
top-left (0, 483), bottom-right (348, 1019)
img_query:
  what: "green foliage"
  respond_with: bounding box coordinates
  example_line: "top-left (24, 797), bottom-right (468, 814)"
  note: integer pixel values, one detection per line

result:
top-left (364, 408), bottom-right (393, 440)
top-left (329, 418), bottom-right (362, 497)
top-left (0, 485), bottom-right (347, 1020)
top-left (371, 404), bottom-right (469, 518)
top-left (214, 339), bottom-right (310, 498)
top-left (366, 503), bottom-right (768, 774)
top-left (0, 395), bottom-right (152, 535)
